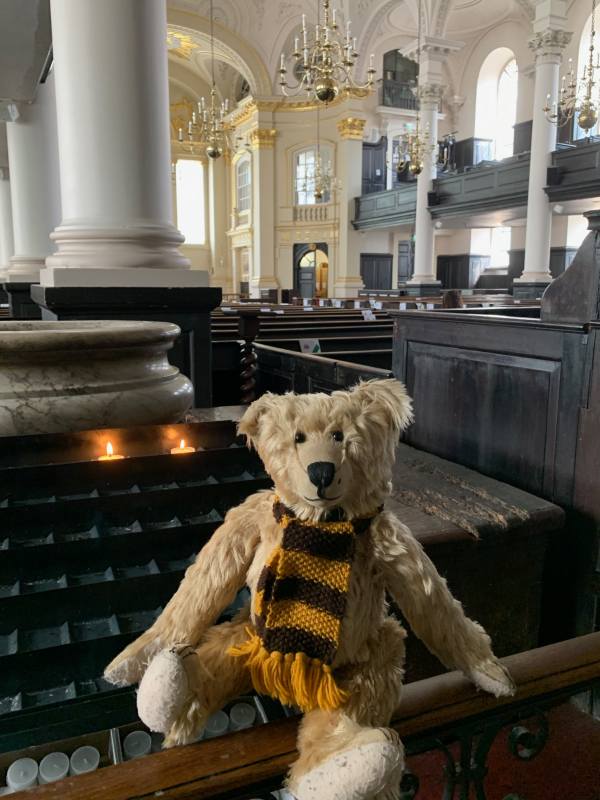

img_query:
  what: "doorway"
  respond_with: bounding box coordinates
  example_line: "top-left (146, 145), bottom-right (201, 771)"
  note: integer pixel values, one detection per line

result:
top-left (293, 243), bottom-right (329, 299)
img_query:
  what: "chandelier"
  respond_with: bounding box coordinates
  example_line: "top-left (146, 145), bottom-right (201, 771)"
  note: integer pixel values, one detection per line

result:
top-left (544, 0), bottom-right (599, 135)
top-left (178, 0), bottom-right (229, 158)
top-left (279, 0), bottom-right (376, 104)
top-left (312, 106), bottom-right (341, 200)
top-left (396, 0), bottom-right (434, 176)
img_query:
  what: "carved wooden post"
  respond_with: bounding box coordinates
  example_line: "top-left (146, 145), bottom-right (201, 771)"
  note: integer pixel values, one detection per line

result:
top-left (237, 308), bottom-right (261, 404)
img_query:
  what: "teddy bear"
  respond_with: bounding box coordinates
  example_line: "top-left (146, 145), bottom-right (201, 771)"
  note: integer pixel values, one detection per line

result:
top-left (105, 379), bottom-right (515, 800)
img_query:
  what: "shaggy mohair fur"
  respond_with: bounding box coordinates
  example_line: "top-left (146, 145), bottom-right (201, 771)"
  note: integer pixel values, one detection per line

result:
top-left (105, 379), bottom-right (514, 800)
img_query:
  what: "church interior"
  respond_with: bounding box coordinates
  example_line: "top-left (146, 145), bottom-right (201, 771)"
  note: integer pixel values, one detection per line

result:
top-left (0, 0), bottom-right (600, 797)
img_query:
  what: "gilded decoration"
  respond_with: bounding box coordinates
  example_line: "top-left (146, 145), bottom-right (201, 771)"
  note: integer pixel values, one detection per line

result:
top-left (250, 128), bottom-right (278, 149)
top-left (228, 88), bottom-right (370, 128)
top-left (337, 117), bottom-right (366, 140)
top-left (167, 29), bottom-right (197, 60)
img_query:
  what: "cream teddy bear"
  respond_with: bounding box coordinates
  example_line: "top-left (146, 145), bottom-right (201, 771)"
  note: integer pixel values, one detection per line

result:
top-left (105, 379), bottom-right (514, 800)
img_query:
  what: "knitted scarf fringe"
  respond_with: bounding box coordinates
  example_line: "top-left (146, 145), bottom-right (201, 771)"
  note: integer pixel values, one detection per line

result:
top-left (228, 631), bottom-right (349, 712)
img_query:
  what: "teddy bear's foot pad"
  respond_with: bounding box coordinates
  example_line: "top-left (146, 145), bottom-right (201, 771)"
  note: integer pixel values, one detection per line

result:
top-left (291, 739), bottom-right (404, 800)
top-left (137, 646), bottom-right (195, 733)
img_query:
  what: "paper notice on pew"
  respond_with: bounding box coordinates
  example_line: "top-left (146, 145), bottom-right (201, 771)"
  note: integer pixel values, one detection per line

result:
top-left (362, 310), bottom-right (377, 321)
top-left (300, 339), bottom-right (322, 354)
top-left (302, 306), bottom-right (314, 311)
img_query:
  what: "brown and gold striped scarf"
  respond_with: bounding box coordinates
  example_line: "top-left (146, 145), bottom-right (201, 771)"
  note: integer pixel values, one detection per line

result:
top-left (228, 498), bottom-right (380, 712)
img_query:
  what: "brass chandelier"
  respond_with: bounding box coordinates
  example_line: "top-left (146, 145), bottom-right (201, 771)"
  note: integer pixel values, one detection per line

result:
top-left (178, 0), bottom-right (229, 158)
top-left (397, 0), bottom-right (434, 176)
top-left (312, 106), bottom-right (340, 201)
top-left (544, 0), bottom-right (599, 135)
top-left (279, 0), bottom-right (376, 104)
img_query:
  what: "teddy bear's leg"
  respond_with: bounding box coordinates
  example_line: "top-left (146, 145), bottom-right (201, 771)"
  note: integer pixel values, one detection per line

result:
top-left (137, 614), bottom-right (254, 747)
top-left (287, 617), bottom-right (406, 800)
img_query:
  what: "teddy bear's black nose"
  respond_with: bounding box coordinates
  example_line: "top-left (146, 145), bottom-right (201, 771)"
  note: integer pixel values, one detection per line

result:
top-left (307, 461), bottom-right (335, 490)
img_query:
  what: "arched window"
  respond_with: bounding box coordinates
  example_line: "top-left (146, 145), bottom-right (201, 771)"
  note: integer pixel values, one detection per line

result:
top-left (294, 146), bottom-right (332, 205)
top-left (175, 159), bottom-right (205, 245)
top-left (236, 158), bottom-right (251, 212)
top-left (475, 49), bottom-right (518, 160)
top-left (574, 13), bottom-right (599, 139)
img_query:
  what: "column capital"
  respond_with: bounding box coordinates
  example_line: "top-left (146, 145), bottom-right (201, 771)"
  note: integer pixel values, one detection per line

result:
top-left (417, 83), bottom-right (445, 106)
top-left (249, 127), bottom-right (277, 150)
top-left (529, 28), bottom-right (572, 61)
top-left (337, 117), bottom-right (366, 140)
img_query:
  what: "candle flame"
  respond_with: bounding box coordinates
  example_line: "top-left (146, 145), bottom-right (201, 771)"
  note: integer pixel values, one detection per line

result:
top-left (180, 439), bottom-right (186, 449)
top-left (106, 441), bottom-right (114, 457)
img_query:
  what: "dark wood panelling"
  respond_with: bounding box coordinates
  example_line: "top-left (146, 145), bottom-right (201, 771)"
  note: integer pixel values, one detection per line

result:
top-left (362, 136), bottom-right (387, 195)
top-left (391, 313), bottom-right (587, 507)
top-left (436, 254), bottom-right (490, 289)
top-left (398, 240), bottom-right (414, 284)
top-left (513, 120), bottom-right (532, 154)
top-left (453, 137), bottom-right (493, 172)
top-left (361, 252), bottom-right (393, 290)
top-left (508, 247), bottom-right (578, 283)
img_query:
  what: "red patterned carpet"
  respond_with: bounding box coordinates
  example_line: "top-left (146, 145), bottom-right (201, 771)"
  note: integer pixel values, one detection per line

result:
top-left (405, 703), bottom-right (600, 800)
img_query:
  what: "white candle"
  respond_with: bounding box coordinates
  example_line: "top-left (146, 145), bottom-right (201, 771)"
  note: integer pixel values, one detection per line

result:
top-left (98, 441), bottom-right (125, 461)
top-left (69, 746), bottom-right (100, 776)
top-left (204, 710), bottom-right (229, 738)
top-left (229, 702), bottom-right (256, 731)
top-left (280, 53), bottom-right (285, 70)
top-left (332, 8), bottom-right (337, 25)
top-left (123, 731), bottom-right (152, 760)
top-left (39, 752), bottom-right (69, 784)
top-left (170, 439), bottom-right (195, 455)
top-left (369, 53), bottom-right (375, 69)
top-left (294, 37), bottom-right (299, 53)
top-left (178, 128), bottom-right (183, 142)
top-left (6, 759), bottom-right (38, 791)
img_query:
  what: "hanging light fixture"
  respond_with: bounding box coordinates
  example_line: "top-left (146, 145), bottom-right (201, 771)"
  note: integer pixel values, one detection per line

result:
top-left (178, 0), bottom-right (229, 158)
top-left (543, 0), bottom-right (599, 135)
top-left (279, 0), bottom-right (376, 104)
top-left (311, 105), bottom-right (341, 201)
top-left (396, 0), bottom-right (434, 177)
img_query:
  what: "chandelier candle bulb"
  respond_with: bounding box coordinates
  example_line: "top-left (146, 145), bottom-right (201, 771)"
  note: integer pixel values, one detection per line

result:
top-left (98, 442), bottom-right (125, 461)
top-left (170, 439), bottom-right (195, 455)
top-left (178, 128), bottom-right (183, 142)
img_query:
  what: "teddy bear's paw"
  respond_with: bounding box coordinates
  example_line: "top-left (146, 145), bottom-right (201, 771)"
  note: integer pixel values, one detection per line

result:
top-left (291, 732), bottom-right (404, 800)
top-left (468, 658), bottom-right (516, 698)
top-left (137, 646), bottom-right (195, 734)
top-left (104, 631), bottom-right (162, 687)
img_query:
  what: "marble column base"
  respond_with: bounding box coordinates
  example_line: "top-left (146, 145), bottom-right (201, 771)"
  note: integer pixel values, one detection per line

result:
top-left (46, 223), bottom-right (190, 271)
top-left (0, 320), bottom-right (193, 436)
top-left (403, 281), bottom-right (442, 297)
top-left (31, 285), bottom-right (222, 408)
top-left (3, 282), bottom-right (42, 319)
top-left (40, 266), bottom-right (209, 288)
top-left (7, 254), bottom-right (45, 284)
top-left (512, 281), bottom-right (551, 300)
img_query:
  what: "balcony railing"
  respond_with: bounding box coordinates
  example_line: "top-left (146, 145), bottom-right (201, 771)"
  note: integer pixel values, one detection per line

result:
top-left (293, 204), bottom-right (331, 223)
top-left (379, 80), bottom-right (418, 110)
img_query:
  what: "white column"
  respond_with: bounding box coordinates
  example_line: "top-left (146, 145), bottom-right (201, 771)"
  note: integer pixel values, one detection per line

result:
top-left (43, 0), bottom-right (200, 288)
top-left (209, 154), bottom-right (233, 293)
top-left (518, 4), bottom-right (571, 287)
top-left (385, 126), bottom-right (395, 191)
top-left (408, 84), bottom-right (443, 289)
top-left (334, 116), bottom-right (365, 297)
top-left (250, 127), bottom-right (277, 298)
top-left (5, 78), bottom-right (60, 283)
top-left (0, 168), bottom-right (14, 277)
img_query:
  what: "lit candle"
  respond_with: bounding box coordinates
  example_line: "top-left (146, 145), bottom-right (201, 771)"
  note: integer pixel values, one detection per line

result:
top-left (170, 439), bottom-right (195, 455)
top-left (98, 441), bottom-right (125, 461)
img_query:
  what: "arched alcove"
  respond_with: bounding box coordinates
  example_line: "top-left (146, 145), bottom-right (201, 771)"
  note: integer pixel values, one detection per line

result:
top-left (474, 47), bottom-right (518, 160)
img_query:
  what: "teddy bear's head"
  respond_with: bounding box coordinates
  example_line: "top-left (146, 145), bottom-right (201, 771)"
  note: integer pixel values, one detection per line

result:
top-left (238, 379), bottom-right (413, 520)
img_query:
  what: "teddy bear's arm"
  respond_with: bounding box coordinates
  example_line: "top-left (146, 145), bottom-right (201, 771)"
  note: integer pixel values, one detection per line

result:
top-left (104, 491), bottom-right (267, 687)
top-left (373, 511), bottom-right (515, 697)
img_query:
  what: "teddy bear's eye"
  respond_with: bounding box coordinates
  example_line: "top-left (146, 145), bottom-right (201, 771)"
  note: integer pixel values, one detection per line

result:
top-left (294, 432), bottom-right (306, 444)
top-left (332, 430), bottom-right (344, 442)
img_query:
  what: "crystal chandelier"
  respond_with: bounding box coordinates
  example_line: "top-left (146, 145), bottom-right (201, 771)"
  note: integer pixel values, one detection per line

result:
top-left (544, 0), bottom-right (599, 135)
top-left (178, 0), bottom-right (229, 158)
top-left (279, 0), bottom-right (376, 104)
top-left (396, 0), bottom-right (434, 177)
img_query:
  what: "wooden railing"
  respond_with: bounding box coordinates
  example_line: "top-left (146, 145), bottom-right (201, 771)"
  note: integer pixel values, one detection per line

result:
top-left (17, 632), bottom-right (600, 799)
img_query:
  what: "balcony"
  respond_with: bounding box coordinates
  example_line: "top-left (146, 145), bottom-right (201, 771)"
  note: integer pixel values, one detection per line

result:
top-left (293, 204), bottom-right (332, 223)
top-left (378, 79), bottom-right (418, 111)
top-left (353, 140), bottom-right (600, 231)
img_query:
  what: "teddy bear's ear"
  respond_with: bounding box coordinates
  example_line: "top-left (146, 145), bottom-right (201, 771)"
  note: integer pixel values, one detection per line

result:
top-left (350, 379), bottom-right (414, 436)
top-left (237, 393), bottom-right (276, 447)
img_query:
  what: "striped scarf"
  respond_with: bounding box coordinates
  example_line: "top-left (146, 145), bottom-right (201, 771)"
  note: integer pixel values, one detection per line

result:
top-left (228, 498), bottom-right (380, 712)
